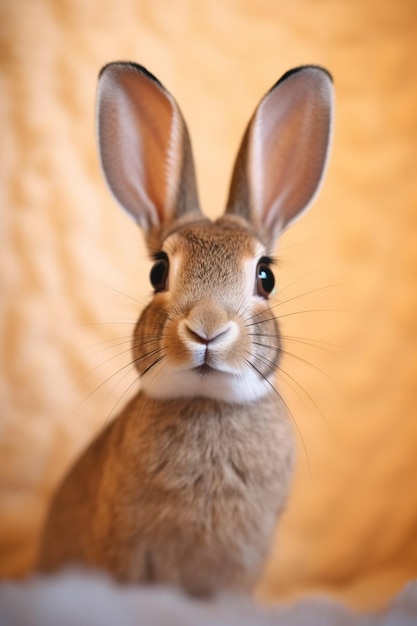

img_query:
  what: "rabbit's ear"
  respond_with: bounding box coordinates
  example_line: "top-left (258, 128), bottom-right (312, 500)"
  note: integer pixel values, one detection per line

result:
top-left (225, 66), bottom-right (333, 248)
top-left (97, 62), bottom-right (201, 247)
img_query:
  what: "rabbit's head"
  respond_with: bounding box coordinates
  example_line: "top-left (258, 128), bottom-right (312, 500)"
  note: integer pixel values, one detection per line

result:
top-left (97, 63), bottom-right (333, 403)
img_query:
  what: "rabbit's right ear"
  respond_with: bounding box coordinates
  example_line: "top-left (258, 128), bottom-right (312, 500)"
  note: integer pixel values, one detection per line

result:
top-left (225, 66), bottom-right (334, 249)
top-left (97, 63), bottom-right (201, 249)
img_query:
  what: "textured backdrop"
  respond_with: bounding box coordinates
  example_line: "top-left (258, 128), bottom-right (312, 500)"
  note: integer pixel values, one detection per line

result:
top-left (1, 0), bottom-right (417, 611)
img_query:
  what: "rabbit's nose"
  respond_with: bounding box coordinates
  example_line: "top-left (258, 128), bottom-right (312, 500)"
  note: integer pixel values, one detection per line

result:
top-left (183, 320), bottom-right (236, 346)
top-left (179, 299), bottom-right (239, 349)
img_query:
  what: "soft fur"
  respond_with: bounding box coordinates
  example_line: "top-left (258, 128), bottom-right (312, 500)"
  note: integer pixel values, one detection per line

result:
top-left (3, 1), bottom-right (417, 610)
top-left (37, 63), bottom-right (333, 594)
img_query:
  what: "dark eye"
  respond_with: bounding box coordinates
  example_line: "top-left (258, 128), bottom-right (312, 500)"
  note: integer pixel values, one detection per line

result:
top-left (150, 253), bottom-right (169, 292)
top-left (256, 258), bottom-right (275, 298)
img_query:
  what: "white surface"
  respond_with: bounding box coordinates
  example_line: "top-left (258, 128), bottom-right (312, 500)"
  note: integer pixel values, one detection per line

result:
top-left (0, 572), bottom-right (416, 626)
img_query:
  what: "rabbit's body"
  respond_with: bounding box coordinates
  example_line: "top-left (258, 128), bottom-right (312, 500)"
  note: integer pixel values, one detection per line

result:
top-left (40, 393), bottom-right (292, 594)
top-left (38, 62), bottom-right (333, 594)
top-left (40, 218), bottom-right (294, 594)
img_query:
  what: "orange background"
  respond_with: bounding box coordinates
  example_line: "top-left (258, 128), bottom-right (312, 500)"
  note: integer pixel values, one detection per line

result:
top-left (1, 0), bottom-right (417, 610)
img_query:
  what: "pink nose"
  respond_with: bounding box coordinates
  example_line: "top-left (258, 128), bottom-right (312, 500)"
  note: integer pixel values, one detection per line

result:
top-left (184, 322), bottom-right (234, 346)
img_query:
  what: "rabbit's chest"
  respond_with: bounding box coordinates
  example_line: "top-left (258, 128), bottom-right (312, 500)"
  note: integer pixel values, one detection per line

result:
top-left (132, 403), bottom-right (293, 528)
top-left (94, 397), bottom-right (293, 591)
top-left (147, 415), bottom-right (262, 484)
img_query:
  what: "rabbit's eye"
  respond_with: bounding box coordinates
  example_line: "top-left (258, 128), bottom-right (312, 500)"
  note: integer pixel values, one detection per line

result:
top-left (150, 253), bottom-right (169, 292)
top-left (256, 258), bottom-right (275, 298)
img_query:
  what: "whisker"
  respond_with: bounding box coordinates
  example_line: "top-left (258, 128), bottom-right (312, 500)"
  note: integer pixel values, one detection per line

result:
top-left (278, 348), bottom-right (342, 394)
top-left (92, 336), bottom-right (164, 369)
top-left (92, 280), bottom-right (148, 307)
top-left (140, 354), bottom-right (166, 378)
top-left (85, 334), bottom-right (134, 348)
top-left (274, 267), bottom-right (321, 296)
top-left (245, 305), bottom-right (343, 329)
top-left (273, 282), bottom-right (346, 310)
top-left (251, 340), bottom-right (279, 350)
top-left (281, 335), bottom-right (344, 356)
top-left (77, 338), bottom-right (159, 385)
top-left (84, 346), bottom-right (167, 464)
top-left (76, 344), bottom-right (163, 409)
top-left (245, 313), bottom-right (278, 327)
top-left (249, 336), bottom-right (340, 394)
top-left (106, 374), bottom-right (141, 423)
top-left (84, 373), bottom-right (141, 466)
top-left (85, 337), bottom-right (134, 358)
top-left (81, 321), bottom-right (137, 327)
top-left (142, 351), bottom-right (170, 394)
top-left (251, 351), bottom-right (279, 375)
top-left (249, 332), bottom-right (341, 356)
top-left (275, 308), bottom-right (343, 320)
top-left (275, 362), bottom-right (333, 435)
top-left (276, 240), bottom-right (311, 253)
top-left (75, 362), bottom-right (135, 411)
top-left (245, 358), bottom-right (311, 477)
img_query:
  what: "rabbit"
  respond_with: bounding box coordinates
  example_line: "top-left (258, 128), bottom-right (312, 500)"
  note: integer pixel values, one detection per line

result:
top-left (38, 62), bottom-right (333, 596)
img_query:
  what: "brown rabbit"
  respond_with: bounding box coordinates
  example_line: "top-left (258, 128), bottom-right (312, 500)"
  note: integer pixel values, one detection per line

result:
top-left (38, 63), bottom-right (333, 596)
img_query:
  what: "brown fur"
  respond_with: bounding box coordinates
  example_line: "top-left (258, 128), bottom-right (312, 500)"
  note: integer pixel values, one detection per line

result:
top-left (38, 218), bottom-right (294, 594)
top-left (38, 62), bottom-right (333, 595)
top-left (39, 393), bottom-right (293, 595)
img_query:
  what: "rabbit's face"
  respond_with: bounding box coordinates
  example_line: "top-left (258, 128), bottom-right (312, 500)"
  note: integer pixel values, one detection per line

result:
top-left (98, 63), bottom-right (333, 403)
top-left (133, 218), bottom-right (281, 403)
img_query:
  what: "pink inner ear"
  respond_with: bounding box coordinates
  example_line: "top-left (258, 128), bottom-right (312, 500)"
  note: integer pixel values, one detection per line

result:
top-left (250, 70), bottom-right (333, 234)
top-left (115, 71), bottom-right (174, 223)
top-left (98, 67), bottom-right (178, 229)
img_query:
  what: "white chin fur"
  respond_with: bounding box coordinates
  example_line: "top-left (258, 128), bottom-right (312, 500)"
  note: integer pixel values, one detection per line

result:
top-left (141, 367), bottom-right (273, 404)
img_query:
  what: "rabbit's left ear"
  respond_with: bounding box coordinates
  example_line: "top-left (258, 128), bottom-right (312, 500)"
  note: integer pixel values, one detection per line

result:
top-left (225, 66), bottom-right (334, 248)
